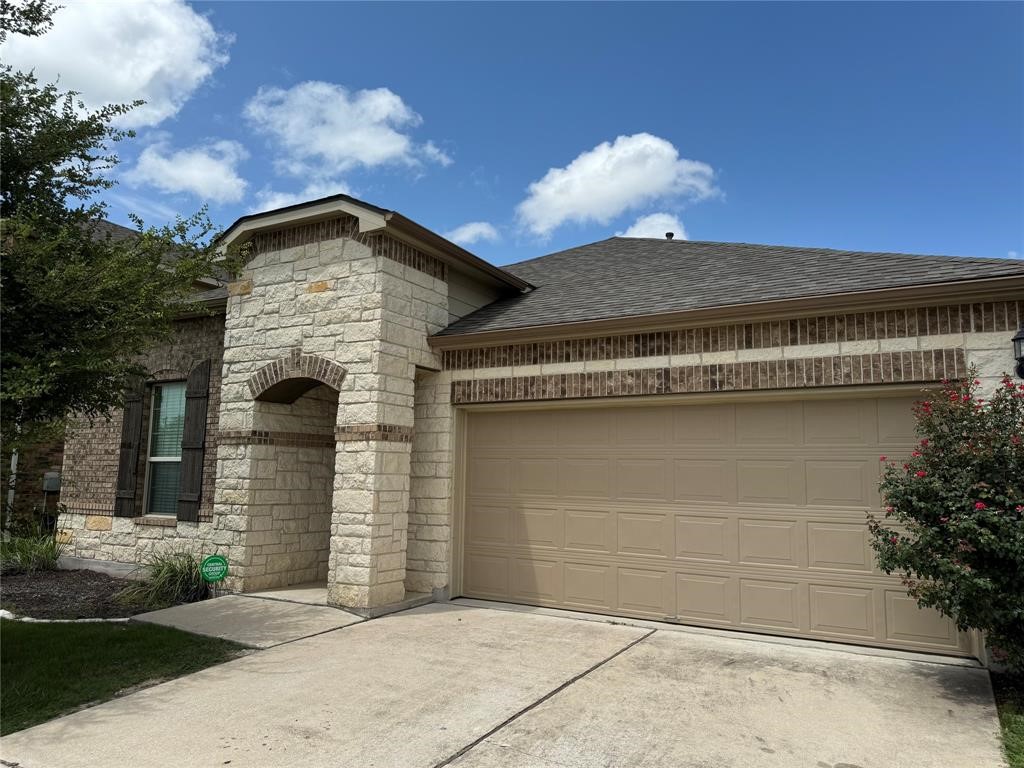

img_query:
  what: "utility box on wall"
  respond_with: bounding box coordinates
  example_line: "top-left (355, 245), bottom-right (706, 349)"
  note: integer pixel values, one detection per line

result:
top-left (43, 471), bottom-right (61, 493)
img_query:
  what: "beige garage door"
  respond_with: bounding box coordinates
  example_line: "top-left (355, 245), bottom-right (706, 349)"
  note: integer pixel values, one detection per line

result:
top-left (461, 396), bottom-right (968, 655)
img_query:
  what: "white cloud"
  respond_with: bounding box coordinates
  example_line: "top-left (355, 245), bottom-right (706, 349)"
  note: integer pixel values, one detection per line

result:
top-left (617, 212), bottom-right (688, 240)
top-left (1, 0), bottom-right (231, 128)
top-left (444, 221), bottom-right (500, 246)
top-left (249, 180), bottom-right (353, 214)
top-left (243, 81), bottom-right (450, 181)
top-left (1010, 250), bottom-right (1020, 259)
top-left (124, 139), bottom-right (248, 203)
top-left (516, 133), bottom-right (717, 237)
top-left (422, 141), bottom-right (454, 167)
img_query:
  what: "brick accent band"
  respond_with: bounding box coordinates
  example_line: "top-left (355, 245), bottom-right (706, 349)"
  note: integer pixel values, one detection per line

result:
top-left (442, 301), bottom-right (1021, 371)
top-left (335, 424), bottom-right (414, 443)
top-left (451, 348), bottom-right (965, 404)
top-left (218, 430), bottom-right (336, 448)
top-left (248, 349), bottom-right (347, 399)
top-left (248, 215), bottom-right (447, 282)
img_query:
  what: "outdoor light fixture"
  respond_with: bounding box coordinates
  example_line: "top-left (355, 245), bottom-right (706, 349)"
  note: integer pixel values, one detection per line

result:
top-left (1014, 324), bottom-right (1024, 379)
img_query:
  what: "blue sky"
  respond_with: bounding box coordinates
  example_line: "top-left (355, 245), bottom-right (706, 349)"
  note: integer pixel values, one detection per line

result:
top-left (4, 1), bottom-right (1022, 265)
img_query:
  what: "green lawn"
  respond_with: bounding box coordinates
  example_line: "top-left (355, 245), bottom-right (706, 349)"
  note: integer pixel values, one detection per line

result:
top-left (994, 673), bottom-right (1024, 768)
top-left (0, 619), bottom-right (245, 735)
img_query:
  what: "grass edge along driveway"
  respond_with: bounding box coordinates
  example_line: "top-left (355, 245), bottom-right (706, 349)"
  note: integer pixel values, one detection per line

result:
top-left (1, 619), bottom-right (245, 735)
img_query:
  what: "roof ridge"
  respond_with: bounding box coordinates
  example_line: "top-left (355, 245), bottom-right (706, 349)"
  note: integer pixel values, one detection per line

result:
top-left (602, 236), bottom-right (1019, 265)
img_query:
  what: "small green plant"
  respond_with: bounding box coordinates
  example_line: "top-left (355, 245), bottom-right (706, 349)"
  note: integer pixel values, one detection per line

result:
top-left (117, 550), bottom-right (210, 610)
top-left (0, 533), bottom-right (66, 575)
top-left (869, 371), bottom-right (1024, 669)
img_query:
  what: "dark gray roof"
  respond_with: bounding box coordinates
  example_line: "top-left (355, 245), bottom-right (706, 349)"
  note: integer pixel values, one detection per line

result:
top-left (92, 219), bottom-right (140, 241)
top-left (437, 238), bottom-right (1024, 336)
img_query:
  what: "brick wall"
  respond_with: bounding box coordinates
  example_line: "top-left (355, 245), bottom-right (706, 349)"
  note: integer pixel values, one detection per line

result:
top-left (442, 300), bottom-right (1023, 403)
top-left (57, 313), bottom-right (227, 562)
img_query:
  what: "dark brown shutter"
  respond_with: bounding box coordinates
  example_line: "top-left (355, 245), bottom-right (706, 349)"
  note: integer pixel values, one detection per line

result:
top-left (114, 380), bottom-right (146, 517)
top-left (177, 360), bottom-right (211, 522)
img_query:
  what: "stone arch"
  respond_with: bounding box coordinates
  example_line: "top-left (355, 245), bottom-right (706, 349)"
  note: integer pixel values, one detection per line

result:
top-left (248, 349), bottom-right (347, 404)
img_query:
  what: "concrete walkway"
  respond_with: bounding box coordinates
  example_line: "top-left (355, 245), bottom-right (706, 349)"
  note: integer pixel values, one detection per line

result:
top-left (134, 594), bottom-right (363, 648)
top-left (1, 603), bottom-right (1005, 768)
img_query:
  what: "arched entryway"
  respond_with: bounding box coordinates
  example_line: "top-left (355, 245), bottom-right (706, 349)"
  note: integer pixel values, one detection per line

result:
top-left (241, 353), bottom-right (345, 593)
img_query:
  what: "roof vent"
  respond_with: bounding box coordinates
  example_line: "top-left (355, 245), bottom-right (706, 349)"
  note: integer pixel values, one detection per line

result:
top-left (665, 232), bottom-right (674, 240)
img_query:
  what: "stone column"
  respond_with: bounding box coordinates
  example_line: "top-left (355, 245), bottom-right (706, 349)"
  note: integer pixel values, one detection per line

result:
top-left (329, 380), bottom-right (415, 610)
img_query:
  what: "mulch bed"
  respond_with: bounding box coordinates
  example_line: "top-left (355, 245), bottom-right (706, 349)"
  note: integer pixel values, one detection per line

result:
top-left (0, 569), bottom-right (139, 619)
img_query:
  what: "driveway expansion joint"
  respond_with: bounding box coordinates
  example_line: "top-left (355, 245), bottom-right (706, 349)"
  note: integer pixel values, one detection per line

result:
top-left (431, 627), bottom-right (657, 768)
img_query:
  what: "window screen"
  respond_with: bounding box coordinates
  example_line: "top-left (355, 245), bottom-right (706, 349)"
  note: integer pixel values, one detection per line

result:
top-left (146, 382), bottom-right (186, 515)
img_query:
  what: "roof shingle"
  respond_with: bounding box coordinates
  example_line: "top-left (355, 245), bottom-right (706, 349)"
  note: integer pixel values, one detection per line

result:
top-left (438, 238), bottom-right (1024, 336)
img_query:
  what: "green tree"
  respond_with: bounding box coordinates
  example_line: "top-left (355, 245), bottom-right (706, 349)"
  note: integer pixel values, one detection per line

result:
top-left (869, 373), bottom-right (1024, 669)
top-left (0, 3), bottom-right (231, 453)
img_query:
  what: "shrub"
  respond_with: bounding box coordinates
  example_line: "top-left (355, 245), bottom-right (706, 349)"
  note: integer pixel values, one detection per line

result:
top-left (869, 371), bottom-right (1024, 669)
top-left (117, 550), bottom-right (210, 610)
top-left (0, 533), bottom-right (66, 575)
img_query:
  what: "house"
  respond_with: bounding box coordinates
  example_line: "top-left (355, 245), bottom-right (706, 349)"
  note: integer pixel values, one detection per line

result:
top-left (57, 194), bottom-right (1024, 659)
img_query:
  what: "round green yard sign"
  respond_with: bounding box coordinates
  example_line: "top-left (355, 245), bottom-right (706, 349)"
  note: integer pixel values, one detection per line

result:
top-left (200, 554), bottom-right (229, 583)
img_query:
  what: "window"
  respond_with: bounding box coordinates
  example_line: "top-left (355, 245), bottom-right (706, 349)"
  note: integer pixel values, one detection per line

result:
top-left (144, 382), bottom-right (186, 516)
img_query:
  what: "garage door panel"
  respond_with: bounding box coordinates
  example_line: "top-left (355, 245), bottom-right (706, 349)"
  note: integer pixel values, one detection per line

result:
top-left (738, 519), bottom-right (802, 568)
top-left (468, 412), bottom-right (514, 447)
top-left (675, 515), bottom-right (735, 563)
top-left (512, 558), bottom-right (562, 602)
top-left (885, 592), bottom-right (961, 648)
top-left (803, 399), bottom-right (876, 446)
top-left (616, 458), bottom-right (669, 501)
top-left (809, 585), bottom-right (876, 638)
top-left (564, 562), bottom-right (614, 610)
top-left (805, 460), bottom-right (872, 507)
top-left (618, 512), bottom-right (672, 558)
top-left (807, 522), bottom-right (873, 572)
top-left (464, 553), bottom-right (510, 598)
top-left (618, 568), bottom-right (670, 616)
top-left (515, 458), bottom-right (558, 496)
top-left (675, 573), bottom-right (738, 624)
top-left (558, 458), bottom-right (611, 499)
top-left (463, 397), bottom-right (967, 655)
top-left (512, 410), bottom-right (558, 446)
top-left (877, 397), bottom-right (919, 444)
top-left (737, 459), bottom-right (804, 505)
top-left (739, 579), bottom-right (801, 629)
top-left (673, 404), bottom-right (735, 446)
top-left (673, 459), bottom-right (736, 504)
top-left (556, 409), bottom-right (612, 447)
top-left (616, 407), bottom-right (671, 445)
top-left (465, 504), bottom-right (512, 546)
top-left (735, 402), bottom-right (801, 446)
top-left (468, 458), bottom-right (512, 495)
top-left (564, 508), bottom-right (616, 553)
top-left (515, 507), bottom-right (562, 549)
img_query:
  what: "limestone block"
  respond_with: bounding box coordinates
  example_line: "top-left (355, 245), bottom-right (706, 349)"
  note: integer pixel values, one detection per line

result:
top-left (85, 515), bottom-right (112, 531)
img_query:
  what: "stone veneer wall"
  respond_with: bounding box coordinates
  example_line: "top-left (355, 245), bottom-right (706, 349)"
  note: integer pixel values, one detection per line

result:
top-left (215, 214), bottom-right (448, 606)
top-left (239, 384), bottom-right (338, 590)
top-left (405, 370), bottom-right (454, 594)
top-left (57, 314), bottom-right (231, 568)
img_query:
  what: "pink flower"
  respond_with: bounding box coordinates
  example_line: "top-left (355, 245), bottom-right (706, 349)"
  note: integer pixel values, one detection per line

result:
top-left (974, 502), bottom-right (987, 510)
top-left (911, 450), bottom-right (921, 457)
top-left (879, 455), bottom-right (887, 462)
top-left (915, 471), bottom-right (927, 478)
top-left (939, 516), bottom-right (949, 524)
top-left (1016, 505), bottom-right (1024, 513)
top-left (885, 505), bottom-right (894, 513)
top-left (920, 439), bottom-right (929, 447)
top-left (889, 535), bottom-right (899, 544)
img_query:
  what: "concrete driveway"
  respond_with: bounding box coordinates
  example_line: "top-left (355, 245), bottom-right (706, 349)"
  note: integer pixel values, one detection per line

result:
top-left (0, 603), bottom-right (1004, 768)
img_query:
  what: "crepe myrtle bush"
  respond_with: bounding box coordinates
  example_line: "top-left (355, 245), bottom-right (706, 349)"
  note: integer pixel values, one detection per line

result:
top-left (869, 370), bottom-right (1024, 668)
